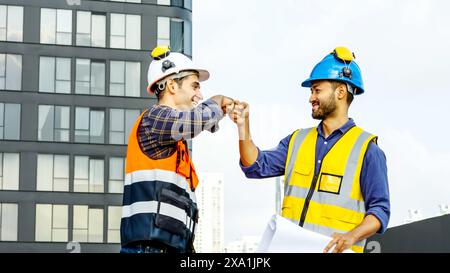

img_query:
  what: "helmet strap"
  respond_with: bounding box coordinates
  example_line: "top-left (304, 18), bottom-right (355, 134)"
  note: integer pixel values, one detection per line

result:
top-left (346, 84), bottom-right (357, 95)
top-left (154, 71), bottom-right (198, 95)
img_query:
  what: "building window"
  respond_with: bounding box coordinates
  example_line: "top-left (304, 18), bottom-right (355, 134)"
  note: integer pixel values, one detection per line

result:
top-left (109, 109), bottom-right (140, 145)
top-left (75, 107), bottom-right (105, 143)
top-left (107, 206), bottom-right (121, 243)
top-left (157, 17), bottom-right (191, 55)
top-left (36, 154), bottom-right (69, 192)
top-left (109, 0), bottom-right (141, 2)
top-left (0, 103), bottom-right (20, 140)
top-left (184, 0), bottom-right (192, 10)
top-left (73, 205), bottom-right (103, 243)
top-left (0, 153), bottom-right (19, 191)
top-left (38, 105), bottom-right (70, 142)
top-left (39, 57), bottom-right (71, 94)
top-left (76, 11), bottom-right (106, 47)
top-left (157, 0), bottom-right (170, 5)
top-left (158, 0), bottom-right (187, 6)
top-left (35, 204), bottom-right (68, 242)
top-left (40, 8), bottom-right (72, 45)
top-left (0, 53), bottom-right (22, 91)
top-left (76, 59), bottom-right (105, 95)
top-left (0, 5), bottom-right (23, 42)
top-left (110, 61), bottom-right (140, 97)
top-left (109, 157), bottom-right (124, 193)
top-left (74, 156), bottom-right (104, 193)
top-left (110, 14), bottom-right (141, 50)
top-left (0, 203), bottom-right (18, 241)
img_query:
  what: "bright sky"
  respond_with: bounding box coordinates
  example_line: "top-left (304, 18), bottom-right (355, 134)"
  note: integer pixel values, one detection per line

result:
top-left (191, 0), bottom-right (450, 245)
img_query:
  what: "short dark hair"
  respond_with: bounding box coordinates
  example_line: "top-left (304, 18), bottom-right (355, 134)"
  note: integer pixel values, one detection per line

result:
top-left (155, 72), bottom-right (198, 100)
top-left (329, 81), bottom-right (354, 106)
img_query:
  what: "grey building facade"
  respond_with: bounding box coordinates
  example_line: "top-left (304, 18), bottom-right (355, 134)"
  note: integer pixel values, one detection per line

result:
top-left (0, 0), bottom-right (192, 253)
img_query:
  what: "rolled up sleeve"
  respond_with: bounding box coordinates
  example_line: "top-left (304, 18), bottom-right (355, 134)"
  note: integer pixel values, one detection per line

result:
top-left (361, 142), bottom-right (391, 234)
top-left (239, 134), bottom-right (292, 179)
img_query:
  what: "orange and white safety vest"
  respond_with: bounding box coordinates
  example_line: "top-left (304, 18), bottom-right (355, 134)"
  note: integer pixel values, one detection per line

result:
top-left (120, 111), bottom-right (199, 252)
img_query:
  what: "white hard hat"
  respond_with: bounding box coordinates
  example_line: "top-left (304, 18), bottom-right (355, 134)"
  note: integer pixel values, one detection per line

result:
top-left (146, 45), bottom-right (210, 94)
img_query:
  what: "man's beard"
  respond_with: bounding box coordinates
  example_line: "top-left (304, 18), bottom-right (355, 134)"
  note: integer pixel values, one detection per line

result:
top-left (311, 93), bottom-right (336, 120)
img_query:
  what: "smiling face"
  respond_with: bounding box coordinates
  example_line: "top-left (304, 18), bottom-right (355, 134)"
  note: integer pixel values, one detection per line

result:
top-left (172, 74), bottom-right (203, 109)
top-left (309, 80), bottom-right (338, 120)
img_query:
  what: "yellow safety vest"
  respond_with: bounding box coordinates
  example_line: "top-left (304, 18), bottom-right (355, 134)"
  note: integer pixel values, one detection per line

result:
top-left (281, 125), bottom-right (377, 253)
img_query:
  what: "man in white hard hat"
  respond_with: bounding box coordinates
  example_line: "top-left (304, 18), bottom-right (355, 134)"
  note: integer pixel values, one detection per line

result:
top-left (120, 46), bottom-right (235, 253)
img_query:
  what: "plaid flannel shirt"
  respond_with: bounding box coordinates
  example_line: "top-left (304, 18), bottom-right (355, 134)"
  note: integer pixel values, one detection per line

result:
top-left (138, 99), bottom-right (224, 159)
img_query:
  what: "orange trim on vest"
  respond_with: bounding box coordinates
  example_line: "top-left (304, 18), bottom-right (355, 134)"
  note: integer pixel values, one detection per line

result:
top-left (126, 110), bottom-right (199, 190)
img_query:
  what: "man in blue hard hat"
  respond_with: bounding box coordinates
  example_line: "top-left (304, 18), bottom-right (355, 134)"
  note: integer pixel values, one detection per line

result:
top-left (231, 47), bottom-right (390, 253)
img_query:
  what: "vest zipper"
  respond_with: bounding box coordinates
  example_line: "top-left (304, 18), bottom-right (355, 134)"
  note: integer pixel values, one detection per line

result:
top-left (296, 125), bottom-right (356, 227)
top-left (299, 174), bottom-right (319, 227)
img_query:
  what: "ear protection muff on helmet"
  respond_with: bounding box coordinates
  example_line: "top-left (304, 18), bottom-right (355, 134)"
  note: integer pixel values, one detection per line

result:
top-left (333, 48), bottom-right (354, 80)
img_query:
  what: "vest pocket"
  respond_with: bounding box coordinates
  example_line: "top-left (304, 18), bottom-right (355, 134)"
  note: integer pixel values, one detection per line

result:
top-left (290, 163), bottom-right (313, 188)
top-left (155, 188), bottom-right (192, 238)
top-left (320, 206), bottom-right (362, 232)
top-left (294, 163), bottom-right (312, 175)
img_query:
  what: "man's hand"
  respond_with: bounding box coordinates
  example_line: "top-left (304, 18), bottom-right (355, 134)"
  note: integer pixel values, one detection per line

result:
top-left (210, 95), bottom-right (235, 115)
top-left (323, 232), bottom-right (358, 253)
top-left (221, 96), bottom-right (235, 115)
top-left (229, 100), bottom-right (249, 127)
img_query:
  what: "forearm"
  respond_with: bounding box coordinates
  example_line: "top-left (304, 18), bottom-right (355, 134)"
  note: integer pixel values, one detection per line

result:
top-left (170, 99), bottom-right (223, 141)
top-left (238, 117), bottom-right (258, 166)
top-left (210, 95), bottom-right (223, 107)
top-left (348, 214), bottom-right (381, 243)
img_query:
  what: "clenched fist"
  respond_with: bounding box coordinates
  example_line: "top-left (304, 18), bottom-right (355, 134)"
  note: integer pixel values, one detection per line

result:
top-left (229, 100), bottom-right (249, 127)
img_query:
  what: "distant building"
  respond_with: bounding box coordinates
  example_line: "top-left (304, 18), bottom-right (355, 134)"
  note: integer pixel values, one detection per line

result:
top-left (224, 236), bottom-right (260, 253)
top-left (275, 177), bottom-right (285, 215)
top-left (404, 209), bottom-right (424, 224)
top-left (193, 172), bottom-right (224, 253)
top-left (438, 204), bottom-right (449, 216)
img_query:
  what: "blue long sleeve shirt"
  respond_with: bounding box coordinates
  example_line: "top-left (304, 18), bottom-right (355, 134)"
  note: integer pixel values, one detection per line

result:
top-left (240, 118), bottom-right (390, 233)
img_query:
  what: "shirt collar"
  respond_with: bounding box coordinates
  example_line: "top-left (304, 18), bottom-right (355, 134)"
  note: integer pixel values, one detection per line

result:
top-left (317, 118), bottom-right (356, 138)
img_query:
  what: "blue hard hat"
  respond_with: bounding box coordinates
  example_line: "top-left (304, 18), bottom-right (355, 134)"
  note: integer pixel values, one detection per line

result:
top-left (301, 47), bottom-right (364, 95)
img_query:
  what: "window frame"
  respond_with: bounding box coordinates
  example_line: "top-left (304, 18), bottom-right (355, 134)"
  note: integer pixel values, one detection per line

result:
top-left (108, 156), bottom-right (125, 194)
top-left (0, 203), bottom-right (18, 241)
top-left (76, 11), bottom-right (106, 48)
top-left (109, 60), bottom-right (141, 97)
top-left (36, 153), bottom-right (70, 192)
top-left (0, 102), bottom-right (21, 140)
top-left (110, 13), bottom-right (141, 50)
top-left (74, 155), bottom-right (105, 193)
top-left (35, 203), bottom-right (69, 242)
top-left (107, 206), bottom-right (121, 243)
top-left (0, 5), bottom-right (24, 42)
top-left (38, 104), bottom-right (71, 142)
top-left (39, 56), bottom-right (72, 94)
top-left (0, 53), bottom-right (22, 91)
top-left (73, 205), bottom-right (104, 243)
top-left (75, 58), bottom-right (106, 95)
top-left (109, 108), bottom-right (140, 145)
top-left (40, 8), bottom-right (72, 45)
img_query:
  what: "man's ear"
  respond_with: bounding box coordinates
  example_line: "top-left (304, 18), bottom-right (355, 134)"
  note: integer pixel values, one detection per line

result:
top-left (166, 79), bottom-right (177, 95)
top-left (336, 84), bottom-right (347, 100)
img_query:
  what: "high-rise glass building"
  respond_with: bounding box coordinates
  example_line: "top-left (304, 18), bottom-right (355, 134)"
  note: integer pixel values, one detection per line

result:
top-left (194, 172), bottom-right (224, 253)
top-left (0, 0), bottom-right (192, 253)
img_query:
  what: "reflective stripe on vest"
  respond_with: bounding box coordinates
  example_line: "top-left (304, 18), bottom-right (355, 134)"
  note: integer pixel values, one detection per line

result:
top-left (125, 169), bottom-right (196, 203)
top-left (122, 201), bottom-right (195, 233)
top-left (282, 126), bottom-right (376, 253)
